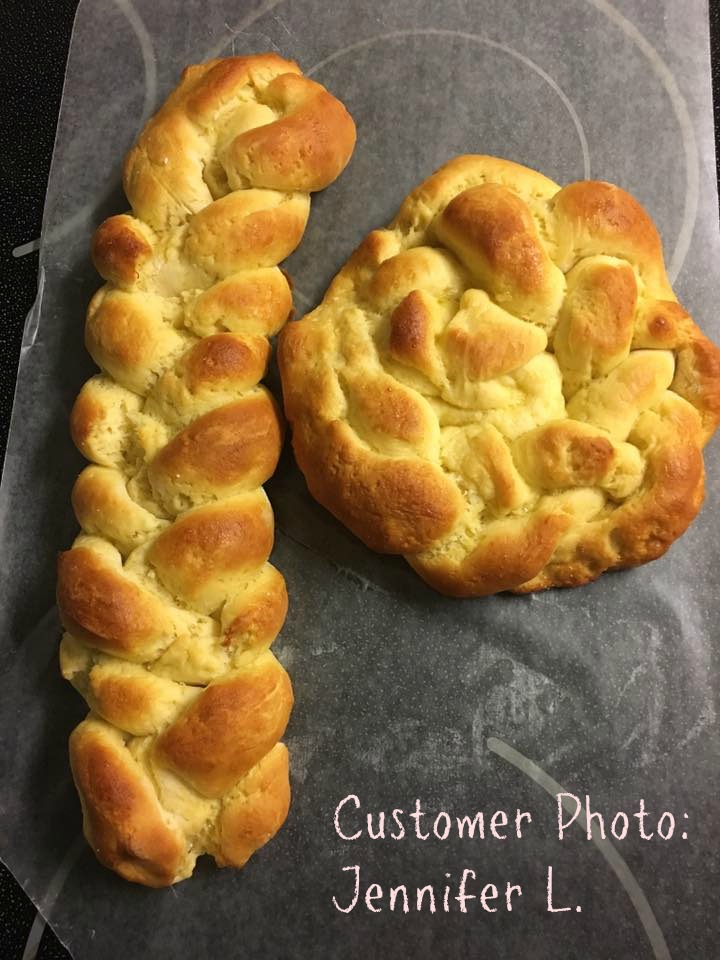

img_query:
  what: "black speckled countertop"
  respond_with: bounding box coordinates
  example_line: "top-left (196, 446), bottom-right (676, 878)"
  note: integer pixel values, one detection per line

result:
top-left (1, 3), bottom-right (77, 957)
top-left (1, 2), bottom-right (718, 958)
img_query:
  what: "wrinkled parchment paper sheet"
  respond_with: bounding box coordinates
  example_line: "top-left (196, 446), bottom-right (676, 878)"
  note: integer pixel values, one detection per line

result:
top-left (1, 0), bottom-right (718, 957)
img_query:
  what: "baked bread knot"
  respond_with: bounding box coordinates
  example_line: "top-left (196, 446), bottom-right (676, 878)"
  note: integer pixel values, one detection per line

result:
top-left (56, 54), bottom-right (355, 886)
top-left (279, 155), bottom-right (720, 597)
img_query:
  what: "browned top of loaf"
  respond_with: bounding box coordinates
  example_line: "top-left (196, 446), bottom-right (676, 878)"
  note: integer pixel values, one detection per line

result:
top-left (279, 155), bottom-right (720, 596)
top-left (57, 53), bottom-right (356, 885)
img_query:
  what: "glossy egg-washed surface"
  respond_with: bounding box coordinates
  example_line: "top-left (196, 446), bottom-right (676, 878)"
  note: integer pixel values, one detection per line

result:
top-left (55, 54), bottom-right (355, 886)
top-left (280, 155), bottom-right (720, 597)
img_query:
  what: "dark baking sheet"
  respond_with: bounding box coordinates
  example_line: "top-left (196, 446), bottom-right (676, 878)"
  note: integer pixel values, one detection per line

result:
top-left (1, 1), bottom-right (718, 957)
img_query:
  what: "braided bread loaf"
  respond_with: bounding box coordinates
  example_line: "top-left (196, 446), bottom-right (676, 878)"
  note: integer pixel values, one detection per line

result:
top-left (56, 54), bottom-right (355, 886)
top-left (279, 155), bottom-right (720, 596)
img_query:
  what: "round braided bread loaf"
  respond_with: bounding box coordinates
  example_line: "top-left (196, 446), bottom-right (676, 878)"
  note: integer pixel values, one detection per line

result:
top-left (56, 54), bottom-right (355, 886)
top-left (279, 155), bottom-right (720, 597)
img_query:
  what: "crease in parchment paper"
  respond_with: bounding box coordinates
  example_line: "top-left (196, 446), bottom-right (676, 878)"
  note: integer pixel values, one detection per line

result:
top-left (587, 0), bottom-right (699, 283)
top-left (20, 267), bottom-right (45, 354)
top-left (15, 835), bottom-right (85, 960)
top-left (305, 28), bottom-right (592, 180)
top-left (488, 738), bottom-right (671, 960)
top-left (30, 0), bottom-right (158, 259)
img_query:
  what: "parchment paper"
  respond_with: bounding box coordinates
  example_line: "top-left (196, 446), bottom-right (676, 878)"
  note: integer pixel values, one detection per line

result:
top-left (1, 1), bottom-right (719, 957)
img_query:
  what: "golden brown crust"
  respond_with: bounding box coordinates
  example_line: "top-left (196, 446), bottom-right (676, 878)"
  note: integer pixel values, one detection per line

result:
top-left (60, 53), bottom-right (355, 885)
top-left (57, 545), bottom-right (175, 660)
top-left (69, 719), bottom-right (188, 888)
top-left (435, 184), bottom-right (564, 325)
top-left (181, 54), bottom-right (303, 123)
top-left (279, 155), bottom-right (720, 596)
top-left (85, 288), bottom-right (189, 394)
top-left (389, 290), bottom-right (437, 375)
top-left (443, 290), bottom-right (547, 382)
top-left (69, 376), bottom-right (142, 466)
top-left (147, 493), bottom-right (275, 612)
top-left (148, 390), bottom-right (283, 509)
top-left (123, 54), bottom-right (355, 230)
top-left (182, 333), bottom-right (270, 392)
top-left (514, 421), bottom-right (617, 489)
top-left (410, 510), bottom-right (572, 598)
top-left (292, 419), bottom-right (463, 553)
top-left (71, 465), bottom-right (168, 555)
top-left (222, 564), bottom-right (289, 649)
top-left (191, 267), bottom-right (292, 338)
top-left (91, 214), bottom-right (154, 288)
top-left (155, 653), bottom-right (293, 797)
top-left (185, 190), bottom-right (310, 277)
top-left (84, 664), bottom-right (195, 737)
top-left (552, 180), bottom-right (670, 289)
top-left (226, 74), bottom-right (357, 192)
top-left (214, 743), bottom-right (291, 868)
